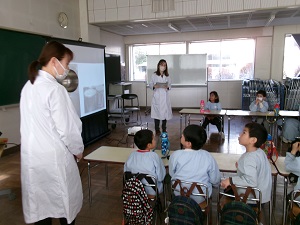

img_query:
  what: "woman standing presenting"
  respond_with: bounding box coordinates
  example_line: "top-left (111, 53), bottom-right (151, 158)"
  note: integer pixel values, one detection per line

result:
top-left (149, 59), bottom-right (173, 135)
top-left (20, 41), bottom-right (84, 225)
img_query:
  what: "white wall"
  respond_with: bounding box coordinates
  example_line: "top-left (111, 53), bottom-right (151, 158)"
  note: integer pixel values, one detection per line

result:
top-left (100, 30), bottom-right (125, 61)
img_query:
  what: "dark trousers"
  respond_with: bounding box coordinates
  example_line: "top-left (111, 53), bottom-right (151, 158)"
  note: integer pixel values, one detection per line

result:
top-left (201, 116), bottom-right (223, 132)
top-left (154, 119), bottom-right (167, 132)
top-left (35, 218), bottom-right (75, 225)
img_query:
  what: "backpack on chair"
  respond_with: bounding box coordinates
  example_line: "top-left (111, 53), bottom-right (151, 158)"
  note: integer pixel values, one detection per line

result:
top-left (166, 180), bottom-right (204, 225)
top-left (167, 195), bottom-right (204, 225)
top-left (122, 175), bottom-right (153, 225)
top-left (219, 185), bottom-right (258, 225)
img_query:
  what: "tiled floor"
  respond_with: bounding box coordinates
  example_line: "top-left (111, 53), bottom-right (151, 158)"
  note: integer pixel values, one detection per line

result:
top-left (0, 109), bottom-right (294, 225)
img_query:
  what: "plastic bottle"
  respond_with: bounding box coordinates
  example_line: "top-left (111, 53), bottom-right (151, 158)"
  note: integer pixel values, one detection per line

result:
top-left (274, 103), bottom-right (280, 116)
top-left (200, 100), bottom-right (205, 113)
top-left (160, 132), bottom-right (170, 158)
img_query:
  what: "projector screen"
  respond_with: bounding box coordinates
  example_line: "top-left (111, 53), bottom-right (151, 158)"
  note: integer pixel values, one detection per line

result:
top-left (147, 54), bottom-right (207, 86)
top-left (64, 44), bottom-right (106, 118)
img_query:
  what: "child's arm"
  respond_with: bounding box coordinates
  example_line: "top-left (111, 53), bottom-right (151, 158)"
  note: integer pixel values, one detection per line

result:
top-left (231, 157), bottom-right (258, 187)
top-left (154, 154), bottom-right (166, 182)
top-left (260, 101), bottom-right (269, 112)
top-left (285, 142), bottom-right (300, 176)
top-left (208, 157), bottom-right (221, 186)
top-left (168, 153), bottom-right (176, 178)
top-left (249, 101), bottom-right (257, 112)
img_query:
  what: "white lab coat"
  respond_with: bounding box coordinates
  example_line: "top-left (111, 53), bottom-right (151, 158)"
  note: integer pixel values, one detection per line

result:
top-left (20, 70), bottom-right (84, 224)
top-left (149, 73), bottom-right (173, 120)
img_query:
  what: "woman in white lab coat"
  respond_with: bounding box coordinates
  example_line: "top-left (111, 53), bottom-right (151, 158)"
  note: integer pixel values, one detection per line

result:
top-left (20, 41), bottom-right (84, 225)
top-left (149, 59), bottom-right (173, 135)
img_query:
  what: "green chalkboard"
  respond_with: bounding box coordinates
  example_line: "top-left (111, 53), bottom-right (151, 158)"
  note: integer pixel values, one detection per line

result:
top-left (0, 29), bottom-right (46, 106)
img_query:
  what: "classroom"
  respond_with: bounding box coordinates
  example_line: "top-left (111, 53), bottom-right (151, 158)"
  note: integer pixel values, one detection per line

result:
top-left (1, 0), bottom-right (300, 224)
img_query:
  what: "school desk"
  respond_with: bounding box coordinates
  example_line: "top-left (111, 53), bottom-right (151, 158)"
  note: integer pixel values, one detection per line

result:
top-left (84, 146), bottom-right (278, 211)
top-left (84, 146), bottom-right (170, 205)
top-left (179, 109), bottom-right (226, 142)
top-left (225, 110), bottom-right (277, 141)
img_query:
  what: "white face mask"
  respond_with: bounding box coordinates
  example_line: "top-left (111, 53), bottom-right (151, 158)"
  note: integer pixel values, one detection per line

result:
top-left (257, 97), bottom-right (263, 101)
top-left (53, 58), bottom-right (69, 80)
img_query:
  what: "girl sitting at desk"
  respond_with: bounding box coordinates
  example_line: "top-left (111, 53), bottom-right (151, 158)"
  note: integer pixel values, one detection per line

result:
top-left (201, 91), bottom-right (224, 139)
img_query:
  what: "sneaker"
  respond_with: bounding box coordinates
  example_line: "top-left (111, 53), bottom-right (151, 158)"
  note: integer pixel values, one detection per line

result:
top-left (281, 136), bottom-right (292, 144)
top-left (220, 132), bottom-right (225, 139)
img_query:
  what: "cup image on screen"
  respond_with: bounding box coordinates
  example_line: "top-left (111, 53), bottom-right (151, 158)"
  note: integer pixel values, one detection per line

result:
top-left (95, 84), bottom-right (104, 108)
top-left (83, 87), bottom-right (98, 114)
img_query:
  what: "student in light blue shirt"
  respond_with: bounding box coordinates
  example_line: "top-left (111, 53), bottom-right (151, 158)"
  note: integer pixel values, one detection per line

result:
top-left (124, 129), bottom-right (166, 196)
top-left (201, 91), bottom-right (224, 139)
top-left (249, 90), bottom-right (269, 132)
top-left (284, 140), bottom-right (300, 205)
top-left (169, 124), bottom-right (221, 204)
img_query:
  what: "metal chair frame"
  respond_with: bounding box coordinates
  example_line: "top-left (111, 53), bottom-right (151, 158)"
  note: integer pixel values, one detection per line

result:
top-left (217, 185), bottom-right (263, 225)
top-left (170, 179), bottom-right (210, 225)
top-left (121, 94), bottom-right (142, 126)
top-left (287, 189), bottom-right (300, 225)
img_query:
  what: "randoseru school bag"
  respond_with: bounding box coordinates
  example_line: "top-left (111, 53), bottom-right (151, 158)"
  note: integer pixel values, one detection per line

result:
top-left (220, 185), bottom-right (258, 225)
top-left (122, 177), bottom-right (153, 225)
top-left (167, 195), bottom-right (204, 225)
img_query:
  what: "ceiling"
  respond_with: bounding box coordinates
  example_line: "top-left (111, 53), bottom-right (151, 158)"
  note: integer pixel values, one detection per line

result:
top-left (93, 7), bottom-right (300, 36)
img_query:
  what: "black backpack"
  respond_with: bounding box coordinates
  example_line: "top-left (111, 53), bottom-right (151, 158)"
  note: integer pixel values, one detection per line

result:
top-left (221, 201), bottom-right (257, 225)
top-left (122, 176), bottom-right (153, 225)
top-left (219, 185), bottom-right (258, 225)
top-left (167, 195), bottom-right (204, 225)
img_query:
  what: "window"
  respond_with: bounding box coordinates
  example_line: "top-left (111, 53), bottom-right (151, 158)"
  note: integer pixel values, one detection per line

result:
top-left (129, 43), bottom-right (185, 81)
top-left (128, 39), bottom-right (255, 81)
top-left (189, 39), bottom-right (255, 80)
top-left (283, 34), bottom-right (300, 79)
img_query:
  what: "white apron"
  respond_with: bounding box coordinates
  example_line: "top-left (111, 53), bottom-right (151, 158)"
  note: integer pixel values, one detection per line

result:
top-left (20, 70), bottom-right (84, 224)
top-left (149, 73), bottom-right (173, 120)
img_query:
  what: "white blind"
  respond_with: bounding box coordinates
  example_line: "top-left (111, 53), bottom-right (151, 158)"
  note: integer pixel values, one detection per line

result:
top-left (152, 0), bottom-right (175, 12)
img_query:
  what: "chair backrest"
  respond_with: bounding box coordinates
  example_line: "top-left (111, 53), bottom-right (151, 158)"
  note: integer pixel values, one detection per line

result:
top-left (168, 179), bottom-right (207, 225)
top-left (171, 179), bottom-right (209, 207)
top-left (218, 184), bottom-right (262, 225)
top-left (289, 190), bottom-right (300, 222)
top-left (121, 94), bottom-right (140, 109)
top-left (123, 172), bottom-right (158, 197)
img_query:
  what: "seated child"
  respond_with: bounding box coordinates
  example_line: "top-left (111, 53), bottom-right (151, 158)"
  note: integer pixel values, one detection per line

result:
top-left (277, 118), bottom-right (300, 143)
top-left (201, 91), bottom-right (224, 139)
top-left (221, 122), bottom-right (272, 224)
top-left (249, 90), bottom-right (270, 132)
top-left (124, 129), bottom-right (166, 196)
top-left (284, 139), bottom-right (300, 215)
top-left (169, 124), bottom-right (221, 205)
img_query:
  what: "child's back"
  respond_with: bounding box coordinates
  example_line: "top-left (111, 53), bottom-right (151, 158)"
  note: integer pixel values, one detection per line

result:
top-left (169, 124), bottom-right (221, 204)
top-left (124, 129), bottom-right (166, 195)
top-left (232, 148), bottom-right (272, 203)
top-left (169, 149), bottom-right (220, 203)
top-left (124, 151), bottom-right (166, 195)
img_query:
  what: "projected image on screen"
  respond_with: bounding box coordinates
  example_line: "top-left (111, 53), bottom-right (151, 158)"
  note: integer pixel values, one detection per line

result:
top-left (65, 44), bottom-right (106, 118)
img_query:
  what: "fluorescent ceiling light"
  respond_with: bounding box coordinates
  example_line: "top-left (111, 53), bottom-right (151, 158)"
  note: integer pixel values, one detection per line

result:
top-left (265, 13), bottom-right (275, 26)
top-left (168, 23), bottom-right (180, 32)
top-left (126, 25), bottom-right (133, 29)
